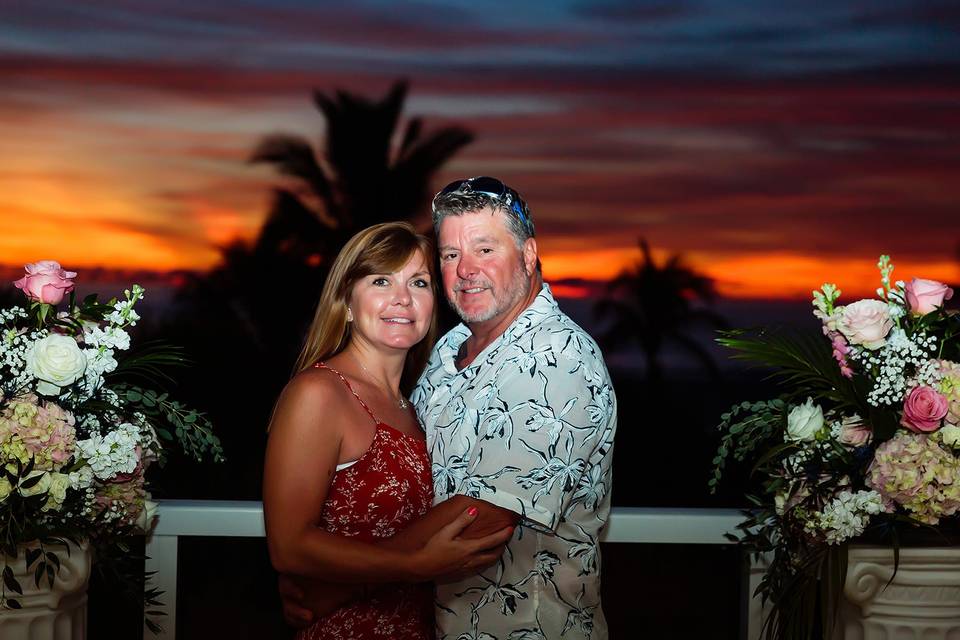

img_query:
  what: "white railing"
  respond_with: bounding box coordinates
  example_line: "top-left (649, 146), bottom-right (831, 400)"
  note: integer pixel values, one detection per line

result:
top-left (144, 500), bottom-right (754, 639)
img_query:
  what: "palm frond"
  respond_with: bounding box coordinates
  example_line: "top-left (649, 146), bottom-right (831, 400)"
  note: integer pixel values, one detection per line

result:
top-left (717, 327), bottom-right (857, 405)
top-left (107, 341), bottom-right (188, 386)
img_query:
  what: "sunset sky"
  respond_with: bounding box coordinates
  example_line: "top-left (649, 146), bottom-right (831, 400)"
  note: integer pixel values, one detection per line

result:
top-left (2, 0), bottom-right (959, 299)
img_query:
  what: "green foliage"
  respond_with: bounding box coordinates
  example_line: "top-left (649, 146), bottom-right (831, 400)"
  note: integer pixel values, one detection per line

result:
top-left (709, 398), bottom-right (786, 493)
top-left (116, 384), bottom-right (225, 464)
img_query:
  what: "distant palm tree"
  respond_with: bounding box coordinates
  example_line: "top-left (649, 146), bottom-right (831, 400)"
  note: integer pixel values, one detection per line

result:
top-left (249, 80), bottom-right (473, 260)
top-left (594, 238), bottom-right (726, 383)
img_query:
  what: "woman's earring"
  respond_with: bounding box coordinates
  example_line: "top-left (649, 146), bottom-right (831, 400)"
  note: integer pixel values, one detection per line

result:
top-left (347, 307), bottom-right (353, 322)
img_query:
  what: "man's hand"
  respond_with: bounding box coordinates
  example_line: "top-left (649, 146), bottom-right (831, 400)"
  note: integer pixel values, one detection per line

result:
top-left (278, 574), bottom-right (364, 628)
top-left (278, 574), bottom-right (315, 629)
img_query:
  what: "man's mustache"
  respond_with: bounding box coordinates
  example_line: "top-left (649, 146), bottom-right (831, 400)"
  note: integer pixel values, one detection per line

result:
top-left (453, 280), bottom-right (492, 292)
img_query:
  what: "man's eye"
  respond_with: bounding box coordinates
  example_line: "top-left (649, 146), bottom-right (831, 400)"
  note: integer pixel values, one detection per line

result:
top-left (479, 248), bottom-right (493, 254)
top-left (442, 253), bottom-right (458, 261)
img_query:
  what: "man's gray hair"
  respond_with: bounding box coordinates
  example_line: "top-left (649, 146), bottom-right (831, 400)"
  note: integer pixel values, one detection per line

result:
top-left (431, 192), bottom-right (535, 249)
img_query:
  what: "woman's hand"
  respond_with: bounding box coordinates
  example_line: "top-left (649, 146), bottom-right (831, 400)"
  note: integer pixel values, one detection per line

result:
top-left (405, 507), bottom-right (514, 581)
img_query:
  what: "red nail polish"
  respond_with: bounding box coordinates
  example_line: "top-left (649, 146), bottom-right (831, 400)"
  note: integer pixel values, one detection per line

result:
top-left (467, 506), bottom-right (478, 517)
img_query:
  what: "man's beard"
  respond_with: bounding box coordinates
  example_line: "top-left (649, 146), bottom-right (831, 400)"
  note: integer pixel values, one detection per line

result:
top-left (450, 262), bottom-right (531, 324)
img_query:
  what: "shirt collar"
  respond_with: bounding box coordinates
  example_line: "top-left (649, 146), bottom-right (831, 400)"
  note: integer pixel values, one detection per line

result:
top-left (437, 282), bottom-right (558, 375)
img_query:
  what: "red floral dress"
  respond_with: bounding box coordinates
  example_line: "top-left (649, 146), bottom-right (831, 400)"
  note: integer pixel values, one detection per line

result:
top-left (296, 363), bottom-right (434, 640)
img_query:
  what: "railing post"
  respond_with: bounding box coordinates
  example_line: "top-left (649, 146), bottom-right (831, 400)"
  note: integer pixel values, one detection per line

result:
top-left (145, 533), bottom-right (179, 640)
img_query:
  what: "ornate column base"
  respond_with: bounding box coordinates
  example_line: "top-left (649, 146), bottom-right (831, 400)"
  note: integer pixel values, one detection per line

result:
top-left (0, 541), bottom-right (92, 640)
top-left (842, 545), bottom-right (960, 640)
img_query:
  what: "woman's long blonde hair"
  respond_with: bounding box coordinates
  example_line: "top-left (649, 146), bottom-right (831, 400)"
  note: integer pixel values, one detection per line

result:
top-left (293, 222), bottom-right (439, 392)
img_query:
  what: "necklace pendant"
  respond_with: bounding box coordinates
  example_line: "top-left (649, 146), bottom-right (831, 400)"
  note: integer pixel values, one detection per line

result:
top-left (398, 397), bottom-right (409, 410)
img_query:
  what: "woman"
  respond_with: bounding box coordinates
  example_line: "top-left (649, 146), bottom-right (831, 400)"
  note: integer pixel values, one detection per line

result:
top-left (263, 222), bottom-right (511, 640)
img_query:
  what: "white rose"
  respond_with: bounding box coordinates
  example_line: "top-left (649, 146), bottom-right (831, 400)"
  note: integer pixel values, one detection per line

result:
top-left (25, 334), bottom-right (88, 396)
top-left (136, 496), bottom-right (159, 532)
top-left (839, 299), bottom-right (893, 350)
top-left (786, 398), bottom-right (824, 442)
top-left (940, 424), bottom-right (960, 448)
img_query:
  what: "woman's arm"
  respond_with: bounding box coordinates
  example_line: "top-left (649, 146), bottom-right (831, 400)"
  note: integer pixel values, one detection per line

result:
top-left (263, 372), bottom-right (512, 583)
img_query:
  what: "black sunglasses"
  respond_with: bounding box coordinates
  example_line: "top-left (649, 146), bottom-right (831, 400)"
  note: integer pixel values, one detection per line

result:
top-left (436, 176), bottom-right (534, 237)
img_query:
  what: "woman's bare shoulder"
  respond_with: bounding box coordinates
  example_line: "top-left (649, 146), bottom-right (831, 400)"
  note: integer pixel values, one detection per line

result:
top-left (271, 367), bottom-right (351, 432)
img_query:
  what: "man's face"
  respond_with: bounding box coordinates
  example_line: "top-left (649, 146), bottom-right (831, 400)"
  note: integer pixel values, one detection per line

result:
top-left (438, 207), bottom-right (532, 325)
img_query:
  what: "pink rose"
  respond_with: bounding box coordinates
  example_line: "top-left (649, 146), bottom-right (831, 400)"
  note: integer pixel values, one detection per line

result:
top-left (839, 299), bottom-right (893, 350)
top-left (838, 416), bottom-right (872, 447)
top-left (901, 385), bottom-right (949, 433)
top-left (905, 278), bottom-right (953, 316)
top-left (13, 261), bottom-right (77, 305)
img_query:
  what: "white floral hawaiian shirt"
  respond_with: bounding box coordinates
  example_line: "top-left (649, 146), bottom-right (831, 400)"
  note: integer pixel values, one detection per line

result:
top-left (412, 283), bottom-right (617, 640)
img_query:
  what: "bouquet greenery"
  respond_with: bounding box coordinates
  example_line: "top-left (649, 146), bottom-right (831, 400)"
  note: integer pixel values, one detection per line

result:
top-left (710, 256), bottom-right (958, 640)
top-left (1, 261), bottom-right (223, 624)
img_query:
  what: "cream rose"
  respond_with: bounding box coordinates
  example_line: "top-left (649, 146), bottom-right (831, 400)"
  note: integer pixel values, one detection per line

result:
top-left (0, 477), bottom-right (11, 502)
top-left (839, 299), bottom-right (893, 350)
top-left (25, 334), bottom-right (88, 396)
top-left (18, 470), bottom-right (51, 498)
top-left (137, 496), bottom-right (160, 532)
top-left (940, 424), bottom-right (960, 449)
top-left (786, 398), bottom-right (824, 442)
top-left (43, 472), bottom-right (71, 511)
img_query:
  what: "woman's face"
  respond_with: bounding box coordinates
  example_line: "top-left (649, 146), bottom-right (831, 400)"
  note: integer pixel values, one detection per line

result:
top-left (347, 250), bottom-right (434, 352)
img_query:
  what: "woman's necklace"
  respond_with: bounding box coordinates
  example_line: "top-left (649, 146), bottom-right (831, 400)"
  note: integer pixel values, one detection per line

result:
top-left (352, 353), bottom-right (409, 410)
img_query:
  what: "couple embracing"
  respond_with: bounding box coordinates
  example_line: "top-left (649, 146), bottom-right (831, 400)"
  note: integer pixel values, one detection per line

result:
top-left (263, 177), bottom-right (617, 640)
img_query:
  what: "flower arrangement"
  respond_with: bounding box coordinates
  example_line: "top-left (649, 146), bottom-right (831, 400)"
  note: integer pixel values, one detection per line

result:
top-left (1, 260), bottom-right (223, 621)
top-left (710, 256), bottom-right (958, 640)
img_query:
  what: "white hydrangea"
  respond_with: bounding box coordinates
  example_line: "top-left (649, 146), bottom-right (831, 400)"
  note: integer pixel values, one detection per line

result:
top-left (815, 490), bottom-right (884, 544)
top-left (75, 422), bottom-right (141, 480)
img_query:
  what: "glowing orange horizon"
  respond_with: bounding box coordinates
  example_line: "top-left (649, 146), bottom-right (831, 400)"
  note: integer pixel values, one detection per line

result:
top-left (541, 249), bottom-right (960, 300)
top-left (0, 212), bottom-right (960, 300)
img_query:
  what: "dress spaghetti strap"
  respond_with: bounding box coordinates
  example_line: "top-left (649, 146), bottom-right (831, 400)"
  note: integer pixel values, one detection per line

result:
top-left (313, 361), bottom-right (380, 425)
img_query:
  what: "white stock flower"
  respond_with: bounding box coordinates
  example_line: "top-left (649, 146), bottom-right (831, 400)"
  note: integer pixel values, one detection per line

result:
top-left (68, 465), bottom-right (95, 491)
top-left (25, 334), bottom-right (88, 396)
top-left (817, 490), bottom-right (884, 544)
top-left (75, 423), bottom-right (141, 480)
top-left (786, 398), bottom-right (824, 442)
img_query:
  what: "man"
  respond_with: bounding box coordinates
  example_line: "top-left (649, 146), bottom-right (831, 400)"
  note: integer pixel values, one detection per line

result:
top-left (282, 177), bottom-right (617, 639)
top-left (416, 177), bottom-right (617, 639)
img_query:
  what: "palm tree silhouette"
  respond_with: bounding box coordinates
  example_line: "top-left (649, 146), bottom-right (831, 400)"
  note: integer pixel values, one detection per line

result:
top-left (249, 80), bottom-right (473, 259)
top-left (594, 238), bottom-right (726, 384)
top-left (156, 81), bottom-right (472, 499)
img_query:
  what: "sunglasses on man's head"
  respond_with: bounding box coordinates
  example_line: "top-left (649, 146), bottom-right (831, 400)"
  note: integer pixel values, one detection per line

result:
top-left (436, 176), bottom-right (534, 237)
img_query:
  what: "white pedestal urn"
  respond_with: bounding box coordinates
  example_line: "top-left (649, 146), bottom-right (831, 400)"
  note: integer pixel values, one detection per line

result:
top-left (841, 545), bottom-right (960, 640)
top-left (0, 541), bottom-right (92, 640)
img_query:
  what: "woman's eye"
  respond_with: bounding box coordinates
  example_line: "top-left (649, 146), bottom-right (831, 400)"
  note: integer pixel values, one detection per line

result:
top-left (372, 277), bottom-right (389, 286)
top-left (413, 279), bottom-right (430, 288)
